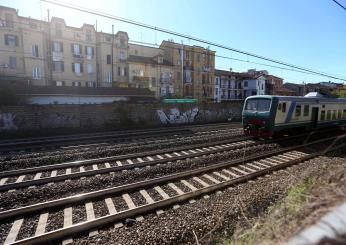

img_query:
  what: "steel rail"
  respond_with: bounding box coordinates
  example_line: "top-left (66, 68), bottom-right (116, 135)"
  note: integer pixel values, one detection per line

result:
top-left (0, 134), bottom-right (342, 221)
top-left (9, 141), bottom-right (346, 245)
top-left (0, 134), bottom-right (249, 178)
top-left (0, 139), bottom-right (253, 191)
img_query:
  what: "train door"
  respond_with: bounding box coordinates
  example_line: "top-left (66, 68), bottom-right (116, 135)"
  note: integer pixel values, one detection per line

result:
top-left (311, 107), bottom-right (319, 128)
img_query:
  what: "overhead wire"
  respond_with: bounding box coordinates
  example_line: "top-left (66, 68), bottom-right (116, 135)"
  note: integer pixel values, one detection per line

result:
top-left (40, 0), bottom-right (346, 82)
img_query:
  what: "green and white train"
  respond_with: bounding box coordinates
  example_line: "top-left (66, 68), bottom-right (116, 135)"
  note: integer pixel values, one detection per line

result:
top-left (242, 95), bottom-right (346, 138)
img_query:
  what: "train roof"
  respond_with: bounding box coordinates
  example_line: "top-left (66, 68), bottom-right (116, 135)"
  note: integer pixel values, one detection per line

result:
top-left (245, 95), bottom-right (346, 103)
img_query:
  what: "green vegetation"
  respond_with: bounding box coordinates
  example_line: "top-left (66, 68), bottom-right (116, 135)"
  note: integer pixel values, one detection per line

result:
top-left (220, 177), bottom-right (316, 245)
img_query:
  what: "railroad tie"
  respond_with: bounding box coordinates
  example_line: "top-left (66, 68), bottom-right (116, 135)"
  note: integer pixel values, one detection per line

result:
top-left (116, 160), bottom-right (123, 166)
top-left (180, 180), bottom-right (197, 204)
top-left (62, 207), bottom-right (73, 245)
top-left (213, 171), bottom-right (230, 181)
top-left (104, 198), bottom-right (123, 228)
top-left (4, 219), bottom-right (24, 245)
top-left (181, 151), bottom-right (190, 155)
top-left (154, 186), bottom-right (169, 215)
top-left (146, 156), bottom-right (154, 161)
top-left (203, 174), bottom-right (221, 184)
top-left (0, 177), bottom-right (8, 186)
top-left (105, 162), bottom-right (111, 168)
top-left (137, 158), bottom-right (144, 163)
top-left (156, 155), bottom-right (164, 159)
top-left (253, 161), bottom-right (270, 168)
top-left (35, 212), bottom-right (49, 236)
top-left (173, 152), bottom-right (181, 156)
top-left (165, 153), bottom-right (173, 158)
top-left (246, 163), bottom-right (263, 170)
top-left (222, 169), bottom-right (240, 178)
top-left (193, 177), bottom-right (210, 187)
top-left (85, 202), bottom-right (98, 236)
top-left (231, 167), bottom-right (248, 176)
top-left (122, 194), bottom-right (144, 221)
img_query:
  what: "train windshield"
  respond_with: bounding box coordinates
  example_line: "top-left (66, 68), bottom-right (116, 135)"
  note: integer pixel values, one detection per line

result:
top-left (245, 98), bottom-right (271, 112)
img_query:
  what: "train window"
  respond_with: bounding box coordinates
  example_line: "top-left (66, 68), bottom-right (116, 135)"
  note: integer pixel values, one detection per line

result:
top-left (320, 110), bottom-right (325, 121)
top-left (343, 110), bottom-right (346, 119)
top-left (282, 103), bottom-right (286, 112)
top-left (295, 105), bottom-right (301, 117)
top-left (303, 105), bottom-right (309, 116)
top-left (327, 110), bottom-right (331, 120)
top-left (278, 103), bottom-right (282, 111)
top-left (245, 98), bottom-right (271, 112)
top-left (322, 105), bottom-right (325, 108)
top-left (338, 110), bottom-right (342, 119)
top-left (332, 110), bottom-right (337, 120)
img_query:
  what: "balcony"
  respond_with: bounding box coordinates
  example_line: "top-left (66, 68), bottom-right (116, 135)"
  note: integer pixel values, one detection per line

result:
top-left (73, 54), bottom-right (83, 59)
top-left (133, 76), bottom-right (150, 82)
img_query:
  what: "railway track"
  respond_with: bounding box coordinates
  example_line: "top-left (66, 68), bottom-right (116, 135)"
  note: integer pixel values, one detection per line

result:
top-left (1, 127), bottom-right (341, 192)
top-left (1, 134), bottom-right (345, 245)
top-left (0, 123), bottom-right (239, 154)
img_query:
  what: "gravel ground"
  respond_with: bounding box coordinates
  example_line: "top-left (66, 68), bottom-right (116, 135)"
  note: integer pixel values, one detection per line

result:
top-left (1, 130), bottom-right (243, 171)
top-left (0, 143), bottom-right (279, 210)
top-left (70, 152), bottom-right (345, 245)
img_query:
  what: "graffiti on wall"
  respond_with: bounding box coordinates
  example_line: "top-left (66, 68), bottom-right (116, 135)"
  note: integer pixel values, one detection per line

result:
top-left (41, 113), bottom-right (79, 128)
top-left (0, 113), bottom-right (18, 130)
top-left (157, 107), bottom-right (199, 124)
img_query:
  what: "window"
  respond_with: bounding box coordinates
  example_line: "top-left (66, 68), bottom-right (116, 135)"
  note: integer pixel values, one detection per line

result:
top-left (86, 30), bottom-right (92, 41)
top-left (327, 110), bottom-right (331, 120)
top-left (85, 46), bottom-right (94, 59)
top-left (332, 110), bottom-right (337, 120)
top-left (72, 81), bottom-right (81, 87)
top-left (338, 110), bottom-right (342, 119)
top-left (124, 67), bottom-right (127, 76)
top-left (87, 63), bottom-right (93, 74)
top-left (295, 105), bottom-right (301, 117)
top-left (215, 88), bottom-right (219, 95)
top-left (9, 56), bottom-right (16, 69)
top-left (343, 110), bottom-right (346, 119)
top-left (52, 41), bottom-right (63, 52)
top-left (32, 67), bottom-right (42, 79)
top-left (244, 81), bottom-right (248, 87)
top-left (86, 81), bottom-right (96, 87)
top-left (72, 44), bottom-right (82, 56)
top-left (5, 13), bottom-right (14, 28)
top-left (5, 34), bottom-right (18, 47)
top-left (32, 44), bottom-right (39, 57)
top-left (30, 22), bottom-right (37, 29)
top-left (261, 83), bottom-right (264, 90)
top-left (278, 103), bottom-right (282, 111)
top-left (56, 81), bottom-right (65, 86)
top-left (303, 105), bottom-right (309, 117)
top-left (72, 63), bottom-right (83, 74)
top-left (53, 61), bottom-right (64, 72)
top-left (158, 56), bottom-right (163, 64)
top-left (106, 55), bottom-right (112, 64)
top-left (119, 51), bottom-right (125, 61)
top-left (119, 37), bottom-right (126, 47)
top-left (245, 98), bottom-right (271, 112)
top-left (118, 67), bottom-right (121, 76)
top-left (320, 110), bottom-right (325, 121)
top-left (197, 54), bottom-right (201, 62)
top-left (105, 36), bottom-right (111, 42)
top-left (107, 71), bottom-right (112, 83)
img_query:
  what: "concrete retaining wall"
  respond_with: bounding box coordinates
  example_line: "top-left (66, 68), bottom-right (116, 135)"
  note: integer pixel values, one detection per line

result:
top-left (0, 102), bottom-right (243, 132)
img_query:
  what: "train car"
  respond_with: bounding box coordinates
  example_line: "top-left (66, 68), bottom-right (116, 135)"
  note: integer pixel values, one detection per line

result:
top-left (242, 94), bottom-right (346, 138)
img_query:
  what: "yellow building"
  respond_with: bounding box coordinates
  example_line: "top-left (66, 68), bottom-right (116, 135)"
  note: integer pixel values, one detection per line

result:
top-left (128, 43), bottom-right (174, 98)
top-left (160, 41), bottom-right (216, 102)
top-left (0, 5), bottom-right (216, 101)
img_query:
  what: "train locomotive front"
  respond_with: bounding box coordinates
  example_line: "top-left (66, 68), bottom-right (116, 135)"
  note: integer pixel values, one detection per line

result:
top-left (242, 96), bottom-right (275, 138)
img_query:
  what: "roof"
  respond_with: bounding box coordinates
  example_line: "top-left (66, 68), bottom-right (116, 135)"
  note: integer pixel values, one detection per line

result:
top-left (7, 85), bottom-right (155, 97)
top-left (128, 55), bottom-right (173, 66)
top-left (245, 95), bottom-right (346, 103)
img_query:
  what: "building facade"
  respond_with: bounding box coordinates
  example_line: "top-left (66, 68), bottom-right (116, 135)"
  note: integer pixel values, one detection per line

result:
top-left (160, 41), bottom-right (216, 102)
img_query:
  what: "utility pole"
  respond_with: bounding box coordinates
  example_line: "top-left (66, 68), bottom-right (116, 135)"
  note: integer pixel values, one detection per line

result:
top-left (47, 9), bottom-right (52, 86)
top-left (95, 20), bottom-right (99, 87)
top-left (111, 25), bottom-right (114, 87)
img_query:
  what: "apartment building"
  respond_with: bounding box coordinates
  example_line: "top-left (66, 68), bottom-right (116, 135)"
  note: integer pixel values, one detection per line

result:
top-left (160, 41), bottom-right (216, 102)
top-left (128, 43), bottom-right (174, 98)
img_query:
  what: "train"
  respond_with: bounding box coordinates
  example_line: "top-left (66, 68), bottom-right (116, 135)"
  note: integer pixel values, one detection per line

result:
top-left (242, 94), bottom-right (346, 138)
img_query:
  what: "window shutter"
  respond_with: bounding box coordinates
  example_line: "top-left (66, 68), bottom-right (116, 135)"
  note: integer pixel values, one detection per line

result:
top-left (61, 62), bottom-right (64, 72)
top-left (15, 36), bottom-right (18, 46)
top-left (71, 44), bottom-right (74, 54)
top-left (60, 42), bottom-right (63, 52)
top-left (79, 44), bottom-right (82, 54)
top-left (92, 47), bottom-right (94, 56)
top-left (80, 63), bottom-right (83, 73)
top-left (51, 41), bottom-right (54, 51)
top-left (35, 45), bottom-right (39, 57)
top-left (72, 63), bottom-right (75, 72)
top-left (85, 46), bottom-right (87, 55)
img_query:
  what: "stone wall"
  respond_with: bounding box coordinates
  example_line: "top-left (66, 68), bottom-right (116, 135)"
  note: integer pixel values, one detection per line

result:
top-left (0, 102), bottom-right (243, 132)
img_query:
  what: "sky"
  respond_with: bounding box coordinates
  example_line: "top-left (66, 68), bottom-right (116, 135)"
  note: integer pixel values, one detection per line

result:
top-left (1, 0), bottom-right (346, 84)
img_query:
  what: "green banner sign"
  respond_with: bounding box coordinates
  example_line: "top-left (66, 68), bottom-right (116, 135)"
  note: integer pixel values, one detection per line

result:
top-left (163, 99), bottom-right (198, 104)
